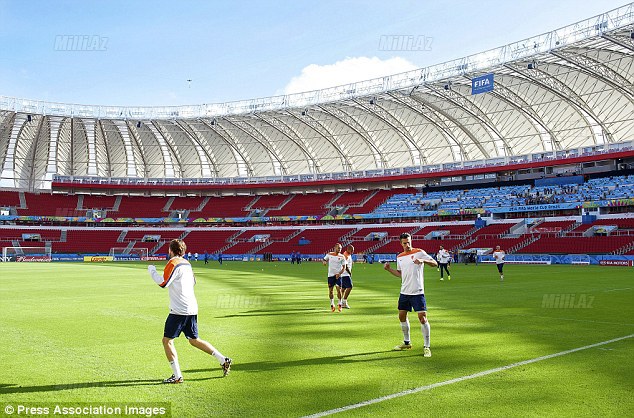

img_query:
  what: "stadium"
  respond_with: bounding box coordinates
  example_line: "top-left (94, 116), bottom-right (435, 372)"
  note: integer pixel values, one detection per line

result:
top-left (1, 2), bottom-right (633, 417)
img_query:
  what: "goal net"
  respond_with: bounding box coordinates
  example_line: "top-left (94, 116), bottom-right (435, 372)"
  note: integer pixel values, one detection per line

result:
top-left (109, 247), bottom-right (149, 260)
top-left (2, 246), bottom-right (52, 262)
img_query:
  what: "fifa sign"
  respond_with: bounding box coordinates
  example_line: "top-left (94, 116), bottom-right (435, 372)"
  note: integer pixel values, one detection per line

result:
top-left (472, 73), bottom-right (494, 95)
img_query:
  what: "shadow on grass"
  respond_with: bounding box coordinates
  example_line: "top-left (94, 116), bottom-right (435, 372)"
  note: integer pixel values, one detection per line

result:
top-left (184, 349), bottom-right (406, 373)
top-left (0, 376), bottom-right (221, 394)
top-left (215, 307), bottom-right (323, 318)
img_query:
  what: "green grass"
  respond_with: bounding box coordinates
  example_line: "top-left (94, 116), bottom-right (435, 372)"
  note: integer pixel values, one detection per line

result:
top-left (0, 261), bottom-right (633, 417)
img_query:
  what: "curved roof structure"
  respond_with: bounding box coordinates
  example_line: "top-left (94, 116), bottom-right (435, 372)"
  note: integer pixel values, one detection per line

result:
top-left (1, 4), bottom-right (634, 190)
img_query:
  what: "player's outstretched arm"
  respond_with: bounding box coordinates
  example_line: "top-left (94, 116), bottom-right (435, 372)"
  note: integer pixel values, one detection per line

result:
top-left (384, 262), bottom-right (402, 278)
top-left (148, 265), bottom-right (164, 285)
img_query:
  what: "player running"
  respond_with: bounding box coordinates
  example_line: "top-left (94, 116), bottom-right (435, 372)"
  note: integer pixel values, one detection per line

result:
top-left (493, 245), bottom-right (505, 281)
top-left (323, 243), bottom-right (345, 312)
top-left (341, 244), bottom-right (355, 309)
top-left (148, 239), bottom-right (232, 383)
top-left (437, 245), bottom-right (451, 281)
top-left (384, 233), bottom-right (438, 358)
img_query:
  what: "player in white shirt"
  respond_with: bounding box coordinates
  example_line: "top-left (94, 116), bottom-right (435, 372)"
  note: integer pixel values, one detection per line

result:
top-left (341, 244), bottom-right (355, 309)
top-left (437, 246), bottom-right (452, 281)
top-left (384, 233), bottom-right (438, 357)
top-left (323, 243), bottom-right (346, 312)
top-left (194, 252), bottom-right (199, 261)
top-left (493, 245), bottom-right (505, 281)
top-left (148, 239), bottom-right (232, 383)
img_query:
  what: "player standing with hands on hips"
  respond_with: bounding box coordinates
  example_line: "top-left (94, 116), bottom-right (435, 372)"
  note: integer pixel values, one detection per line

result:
top-left (148, 239), bottom-right (232, 383)
top-left (384, 233), bottom-right (438, 357)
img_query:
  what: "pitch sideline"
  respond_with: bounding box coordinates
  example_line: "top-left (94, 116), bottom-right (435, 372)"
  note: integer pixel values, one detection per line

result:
top-left (304, 334), bottom-right (634, 417)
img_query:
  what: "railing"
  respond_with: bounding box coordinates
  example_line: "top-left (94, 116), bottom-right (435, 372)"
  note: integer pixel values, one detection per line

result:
top-left (1, 3), bottom-right (633, 119)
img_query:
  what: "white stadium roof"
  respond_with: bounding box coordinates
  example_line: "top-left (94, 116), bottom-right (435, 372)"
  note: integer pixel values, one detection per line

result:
top-left (1, 3), bottom-right (634, 190)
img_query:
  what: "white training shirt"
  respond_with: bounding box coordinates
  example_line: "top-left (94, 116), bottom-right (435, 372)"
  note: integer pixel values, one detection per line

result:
top-left (493, 250), bottom-right (505, 264)
top-left (149, 256), bottom-right (199, 315)
top-left (341, 253), bottom-right (353, 277)
top-left (437, 249), bottom-right (451, 263)
top-left (324, 252), bottom-right (345, 277)
top-left (397, 248), bottom-right (434, 295)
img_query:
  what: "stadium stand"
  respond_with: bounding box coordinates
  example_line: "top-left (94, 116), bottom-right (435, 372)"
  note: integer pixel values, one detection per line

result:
top-left (266, 193), bottom-right (337, 216)
top-left (53, 230), bottom-right (122, 254)
top-left (249, 194), bottom-right (292, 214)
top-left (178, 230), bottom-right (242, 254)
top-left (198, 196), bottom-right (254, 218)
top-left (168, 196), bottom-right (207, 212)
top-left (263, 228), bottom-right (356, 254)
top-left (0, 191), bottom-right (21, 207)
top-left (115, 196), bottom-right (170, 218)
top-left (81, 195), bottom-right (118, 211)
top-left (20, 194), bottom-right (79, 216)
top-left (0, 174), bottom-right (633, 221)
top-left (329, 190), bottom-right (373, 208)
top-left (224, 229), bottom-right (300, 254)
top-left (517, 236), bottom-right (634, 254)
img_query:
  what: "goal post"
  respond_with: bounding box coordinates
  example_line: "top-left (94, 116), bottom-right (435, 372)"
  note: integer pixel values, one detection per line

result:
top-left (2, 246), bottom-right (52, 262)
top-left (109, 247), bottom-right (149, 261)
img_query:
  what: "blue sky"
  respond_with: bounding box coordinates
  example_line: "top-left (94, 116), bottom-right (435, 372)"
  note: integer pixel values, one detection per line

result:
top-left (0, 0), bottom-right (628, 107)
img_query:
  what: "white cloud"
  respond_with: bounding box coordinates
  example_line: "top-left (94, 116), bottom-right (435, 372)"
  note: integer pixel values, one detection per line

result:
top-left (280, 56), bottom-right (419, 95)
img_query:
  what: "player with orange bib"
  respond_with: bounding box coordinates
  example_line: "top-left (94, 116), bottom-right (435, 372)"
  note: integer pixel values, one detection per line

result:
top-left (384, 233), bottom-right (438, 357)
top-left (148, 239), bottom-right (232, 383)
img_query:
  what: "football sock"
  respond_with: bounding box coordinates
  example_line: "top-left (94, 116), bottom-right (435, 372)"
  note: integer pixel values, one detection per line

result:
top-left (421, 321), bottom-right (430, 347)
top-left (209, 346), bottom-right (225, 363)
top-left (169, 359), bottom-right (182, 378)
top-left (342, 298), bottom-right (347, 305)
top-left (400, 321), bottom-right (410, 343)
top-left (330, 298), bottom-right (334, 306)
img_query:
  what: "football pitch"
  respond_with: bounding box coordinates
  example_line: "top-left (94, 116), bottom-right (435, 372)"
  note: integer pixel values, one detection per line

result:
top-left (0, 261), bottom-right (632, 417)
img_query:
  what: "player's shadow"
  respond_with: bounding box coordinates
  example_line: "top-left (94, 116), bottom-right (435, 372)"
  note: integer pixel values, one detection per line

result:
top-left (216, 307), bottom-right (323, 318)
top-left (184, 349), bottom-right (403, 374)
top-left (0, 376), bottom-right (219, 394)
